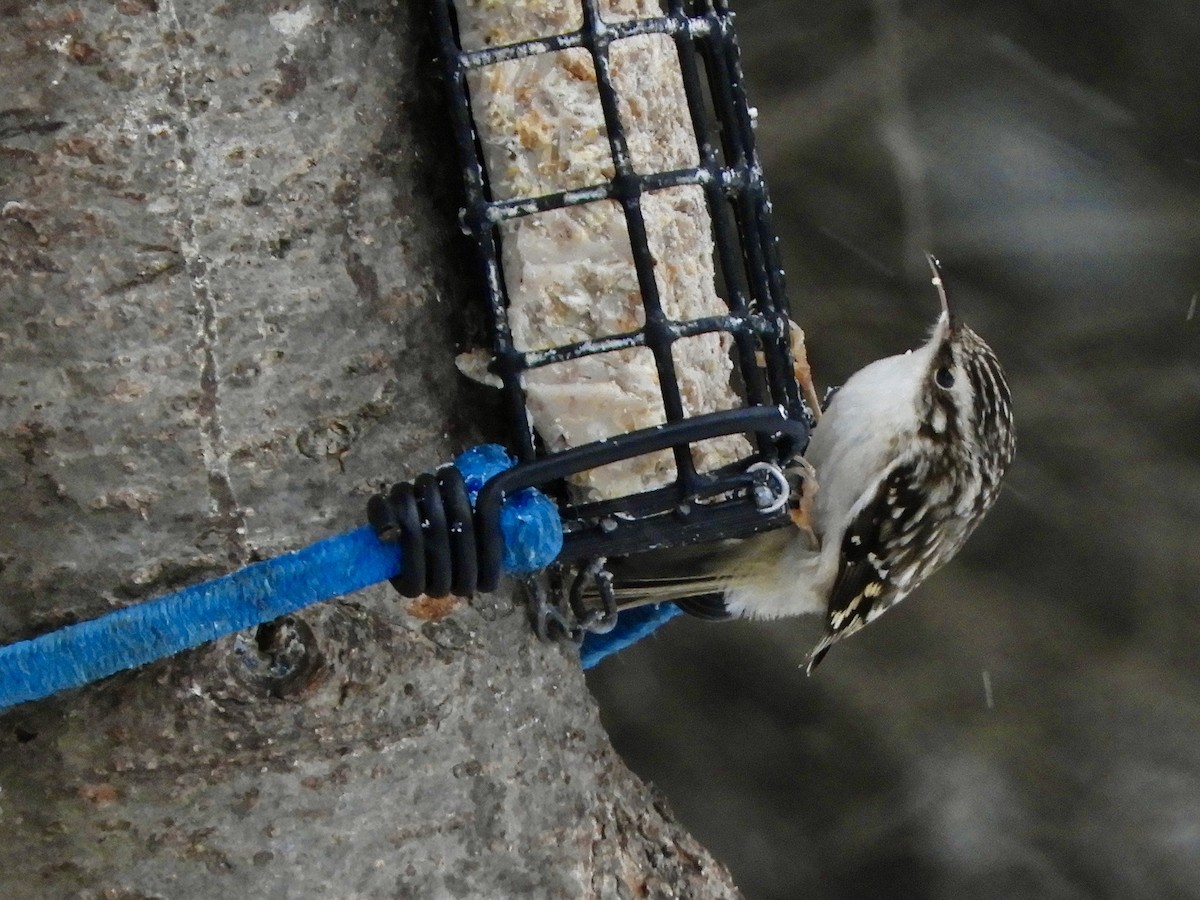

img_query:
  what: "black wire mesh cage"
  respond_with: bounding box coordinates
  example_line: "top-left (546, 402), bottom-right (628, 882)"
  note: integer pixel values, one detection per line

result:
top-left (376, 0), bottom-right (813, 637)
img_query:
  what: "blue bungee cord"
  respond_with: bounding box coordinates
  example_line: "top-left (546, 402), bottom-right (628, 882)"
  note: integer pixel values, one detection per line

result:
top-left (0, 444), bottom-right (672, 712)
top-left (579, 603), bottom-right (683, 669)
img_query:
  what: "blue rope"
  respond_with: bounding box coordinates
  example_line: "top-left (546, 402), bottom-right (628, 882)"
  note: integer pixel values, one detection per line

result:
top-left (580, 603), bottom-right (683, 669)
top-left (0, 444), bottom-right (681, 710)
top-left (0, 526), bottom-right (399, 710)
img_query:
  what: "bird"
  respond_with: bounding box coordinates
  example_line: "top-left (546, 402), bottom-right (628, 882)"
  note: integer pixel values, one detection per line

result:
top-left (610, 255), bottom-right (1016, 672)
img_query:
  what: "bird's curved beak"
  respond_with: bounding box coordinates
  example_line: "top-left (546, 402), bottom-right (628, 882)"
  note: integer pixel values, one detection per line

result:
top-left (925, 253), bottom-right (959, 333)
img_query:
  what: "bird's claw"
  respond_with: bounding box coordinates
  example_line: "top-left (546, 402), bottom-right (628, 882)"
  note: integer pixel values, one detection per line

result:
top-left (787, 458), bottom-right (820, 551)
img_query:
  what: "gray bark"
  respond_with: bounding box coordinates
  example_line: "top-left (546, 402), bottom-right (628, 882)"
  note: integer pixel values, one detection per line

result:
top-left (0, 3), bottom-right (739, 897)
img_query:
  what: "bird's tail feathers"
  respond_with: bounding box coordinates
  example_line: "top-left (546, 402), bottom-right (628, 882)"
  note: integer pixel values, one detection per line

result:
top-left (608, 566), bottom-right (733, 609)
top-left (605, 540), bottom-right (748, 610)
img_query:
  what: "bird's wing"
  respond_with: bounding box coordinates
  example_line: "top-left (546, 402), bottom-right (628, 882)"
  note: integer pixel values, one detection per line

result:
top-left (807, 460), bottom-right (922, 671)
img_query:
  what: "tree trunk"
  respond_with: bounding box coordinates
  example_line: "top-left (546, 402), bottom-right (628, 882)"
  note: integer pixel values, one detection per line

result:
top-left (0, 2), bottom-right (739, 897)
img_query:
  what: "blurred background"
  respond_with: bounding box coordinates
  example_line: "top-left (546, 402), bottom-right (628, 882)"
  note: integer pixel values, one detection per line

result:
top-left (587, 1), bottom-right (1200, 897)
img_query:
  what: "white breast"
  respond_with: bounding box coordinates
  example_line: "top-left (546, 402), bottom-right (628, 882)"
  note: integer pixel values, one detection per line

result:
top-left (805, 345), bottom-right (932, 540)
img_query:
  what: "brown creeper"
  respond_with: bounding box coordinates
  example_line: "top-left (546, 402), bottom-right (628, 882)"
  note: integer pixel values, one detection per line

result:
top-left (612, 255), bottom-right (1015, 672)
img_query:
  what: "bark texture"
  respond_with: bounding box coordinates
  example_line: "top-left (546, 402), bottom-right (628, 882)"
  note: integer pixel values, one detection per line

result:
top-left (0, 3), bottom-right (740, 897)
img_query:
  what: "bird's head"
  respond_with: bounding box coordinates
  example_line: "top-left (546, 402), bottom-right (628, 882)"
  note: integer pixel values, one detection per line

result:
top-left (918, 254), bottom-right (1016, 506)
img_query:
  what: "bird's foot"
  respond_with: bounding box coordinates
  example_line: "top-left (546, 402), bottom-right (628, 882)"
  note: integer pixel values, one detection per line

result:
top-left (787, 458), bottom-right (820, 551)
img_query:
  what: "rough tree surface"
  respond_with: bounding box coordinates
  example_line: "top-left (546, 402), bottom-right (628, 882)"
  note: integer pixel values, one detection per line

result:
top-left (0, 3), bottom-right (740, 898)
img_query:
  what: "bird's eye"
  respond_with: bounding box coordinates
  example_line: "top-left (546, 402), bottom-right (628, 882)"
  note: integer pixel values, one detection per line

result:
top-left (935, 367), bottom-right (955, 389)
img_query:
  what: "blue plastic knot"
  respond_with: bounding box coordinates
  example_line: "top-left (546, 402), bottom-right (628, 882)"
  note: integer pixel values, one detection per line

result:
top-left (454, 444), bottom-right (563, 572)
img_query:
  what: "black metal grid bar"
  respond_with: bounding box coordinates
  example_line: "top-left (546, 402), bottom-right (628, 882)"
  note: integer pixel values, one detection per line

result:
top-left (696, 6), bottom-right (801, 414)
top-left (481, 163), bottom-right (759, 224)
top-left (519, 312), bottom-right (782, 370)
top-left (578, 0), bottom-right (697, 491)
top-left (667, 0), bottom-right (774, 423)
top-left (431, 0), bottom-right (537, 461)
top-left (455, 8), bottom-right (692, 69)
top-left (431, 0), bottom-right (810, 569)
